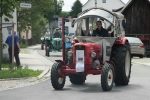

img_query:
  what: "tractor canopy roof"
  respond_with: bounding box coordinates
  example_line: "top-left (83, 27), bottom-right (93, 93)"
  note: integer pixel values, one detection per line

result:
top-left (72, 7), bottom-right (124, 27)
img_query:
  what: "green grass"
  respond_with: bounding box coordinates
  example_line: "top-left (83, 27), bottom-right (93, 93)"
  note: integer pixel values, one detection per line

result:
top-left (0, 67), bottom-right (43, 79)
top-left (20, 44), bottom-right (28, 48)
top-left (1, 58), bottom-right (43, 79)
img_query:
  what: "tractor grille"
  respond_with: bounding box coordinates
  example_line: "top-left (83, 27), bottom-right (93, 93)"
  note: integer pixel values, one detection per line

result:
top-left (56, 40), bottom-right (61, 47)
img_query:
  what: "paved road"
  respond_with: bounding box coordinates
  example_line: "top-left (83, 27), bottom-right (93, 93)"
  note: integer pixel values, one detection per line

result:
top-left (0, 47), bottom-right (150, 100)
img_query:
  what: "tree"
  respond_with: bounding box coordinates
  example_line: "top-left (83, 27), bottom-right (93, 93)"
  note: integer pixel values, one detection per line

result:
top-left (44, 0), bottom-right (64, 27)
top-left (0, 0), bottom-right (18, 70)
top-left (59, 11), bottom-right (69, 18)
top-left (17, 0), bottom-right (54, 32)
top-left (69, 0), bottom-right (82, 18)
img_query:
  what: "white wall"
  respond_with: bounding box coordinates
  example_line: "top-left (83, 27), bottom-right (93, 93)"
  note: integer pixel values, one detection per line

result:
top-left (57, 18), bottom-right (77, 34)
top-left (2, 9), bottom-right (17, 58)
top-left (82, 0), bottom-right (125, 11)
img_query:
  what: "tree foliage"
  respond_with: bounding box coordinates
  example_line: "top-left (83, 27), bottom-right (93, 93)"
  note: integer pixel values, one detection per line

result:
top-left (44, 0), bottom-right (64, 26)
top-left (59, 11), bottom-right (69, 18)
top-left (69, 0), bottom-right (82, 18)
top-left (0, 0), bottom-right (18, 21)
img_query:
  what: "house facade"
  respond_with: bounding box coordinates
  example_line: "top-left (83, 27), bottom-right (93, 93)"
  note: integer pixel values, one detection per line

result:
top-left (57, 17), bottom-right (77, 35)
top-left (82, 0), bottom-right (125, 11)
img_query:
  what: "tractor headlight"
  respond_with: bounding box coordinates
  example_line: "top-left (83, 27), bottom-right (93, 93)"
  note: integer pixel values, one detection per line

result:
top-left (91, 52), bottom-right (96, 58)
top-left (41, 37), bottom-right (44, 40)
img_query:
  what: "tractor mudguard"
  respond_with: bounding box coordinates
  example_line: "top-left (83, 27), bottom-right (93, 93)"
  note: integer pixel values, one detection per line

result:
top-left (114, 37), bottom-right (129, 45)
top-left (55, 60), bottom-right (65, 65)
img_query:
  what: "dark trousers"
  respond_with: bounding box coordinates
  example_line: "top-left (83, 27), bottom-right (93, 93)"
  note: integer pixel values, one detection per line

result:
top-left (8, 47), bottom-right (20, 66)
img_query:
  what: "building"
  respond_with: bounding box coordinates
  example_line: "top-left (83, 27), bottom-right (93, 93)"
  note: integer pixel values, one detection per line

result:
top-left (57, 17), bottom-right (77, 35)
top-left (121, 0), bottom-right (150, 39)
top-left (82, 0), bottom-right (125, 11)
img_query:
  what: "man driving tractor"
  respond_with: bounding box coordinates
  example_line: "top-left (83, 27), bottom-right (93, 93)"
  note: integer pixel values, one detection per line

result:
top-left (53, 29), bottom-right (61, 38)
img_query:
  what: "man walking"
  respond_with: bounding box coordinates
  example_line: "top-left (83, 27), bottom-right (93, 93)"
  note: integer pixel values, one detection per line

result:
top-left (5, 30), bottom-right (21, 69)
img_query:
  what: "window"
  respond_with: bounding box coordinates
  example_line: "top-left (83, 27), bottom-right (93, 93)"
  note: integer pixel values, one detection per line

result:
top-left (102, 0), bottom-right (106, 3)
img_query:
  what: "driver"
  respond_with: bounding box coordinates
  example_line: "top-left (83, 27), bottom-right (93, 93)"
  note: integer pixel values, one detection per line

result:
top-left (93, 21), bottom-right (109, 37)
top-left (53, 29), bottom-right (61, 38)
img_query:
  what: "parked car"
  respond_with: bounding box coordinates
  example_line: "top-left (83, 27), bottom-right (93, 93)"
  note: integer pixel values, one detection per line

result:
top-left (126, 37), bottom-right (145, 58)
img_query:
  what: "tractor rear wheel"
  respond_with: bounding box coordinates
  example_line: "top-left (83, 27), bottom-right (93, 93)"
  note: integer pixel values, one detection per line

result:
top-left (69, 74), bottom-right (86, 84)
top-left (101, 63), bottom-right (114, 91)
top-left (51, 62), bottom-right (66, 90)
top-left (111, 42), bottom-right (131, 85)
top-left (46, 47), bottom-right (50, 57)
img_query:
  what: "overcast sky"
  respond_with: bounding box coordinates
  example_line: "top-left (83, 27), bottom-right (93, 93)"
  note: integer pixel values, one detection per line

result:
top-left (62, 0), bottom-right (129, 11)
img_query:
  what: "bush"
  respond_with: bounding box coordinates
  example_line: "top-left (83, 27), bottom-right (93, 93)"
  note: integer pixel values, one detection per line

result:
top-left (20, 44), bottom-right (28, 48)
top-left (2, 57), bottom-right (10, 64)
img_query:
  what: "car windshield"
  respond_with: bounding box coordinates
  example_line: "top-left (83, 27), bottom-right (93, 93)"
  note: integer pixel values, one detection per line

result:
top-left (126, 37), bottom-right (142, 43)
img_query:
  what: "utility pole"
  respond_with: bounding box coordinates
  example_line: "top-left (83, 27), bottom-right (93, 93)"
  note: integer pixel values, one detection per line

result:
top-left (11, 24), bottom-right (14, 69)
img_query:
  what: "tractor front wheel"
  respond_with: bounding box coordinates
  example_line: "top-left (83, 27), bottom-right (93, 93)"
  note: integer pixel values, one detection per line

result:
top-left (101, 63), bottom-right (114, 91)
top-left (51, 62), bottom-right (66, 90)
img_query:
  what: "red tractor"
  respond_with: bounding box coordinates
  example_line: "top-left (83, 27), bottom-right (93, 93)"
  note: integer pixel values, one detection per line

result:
top-left (50, 7), bottom-right (131, 91)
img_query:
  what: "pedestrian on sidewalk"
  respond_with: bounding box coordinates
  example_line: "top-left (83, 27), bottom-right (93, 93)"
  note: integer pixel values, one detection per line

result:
top-left (5, 30), bottom-right (21, 69)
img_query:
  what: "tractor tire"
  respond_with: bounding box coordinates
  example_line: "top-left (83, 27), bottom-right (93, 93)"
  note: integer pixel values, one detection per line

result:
top-left (69, 74), bottom-right (86, 84)
top-left (101, 63), bottom-right (114, 91)
top-left (46, 47), bottom-right (50, 57)
top-left (41, 44), bottom-right (44, 50)
top-left (51, 62), bottom-right (66, 90)
top-left (139, 55), bottom-right (143, 58)
top-left (110, 42), bottom-right (131, 86)
top-left (65, 49), bottom-right (69, 64)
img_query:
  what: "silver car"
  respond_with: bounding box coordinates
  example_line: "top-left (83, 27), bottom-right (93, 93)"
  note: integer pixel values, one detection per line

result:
top-left (126, 37), bottom-right (145, 58)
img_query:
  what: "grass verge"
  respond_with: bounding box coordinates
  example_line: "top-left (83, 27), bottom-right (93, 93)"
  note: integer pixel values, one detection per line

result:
top-left (1, 58), bottom-right (43, 79)
top-left (20, 44), bottom-right (28, 48)
top-left (0, 67), bottom-right (43, 79)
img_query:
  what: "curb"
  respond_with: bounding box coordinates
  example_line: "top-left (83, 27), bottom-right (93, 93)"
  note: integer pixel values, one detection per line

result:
top-left (31, 49), bottom-right (53, 78)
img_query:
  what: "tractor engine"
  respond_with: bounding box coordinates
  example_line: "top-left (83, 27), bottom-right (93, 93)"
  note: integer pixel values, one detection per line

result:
top-left (70, 43), bottom-right (101, 72)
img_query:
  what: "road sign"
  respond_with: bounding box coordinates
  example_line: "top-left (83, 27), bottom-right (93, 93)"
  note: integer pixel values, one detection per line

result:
top-left (20, 3), bottom-right (32, 8)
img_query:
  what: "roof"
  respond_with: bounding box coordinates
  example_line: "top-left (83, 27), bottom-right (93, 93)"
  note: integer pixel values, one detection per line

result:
top-left (78, 7), bottom-right (124, 19)
top-left (82, 0), bottom-right (126, 7)
top-left (121, 0), bottom-right (150, 13)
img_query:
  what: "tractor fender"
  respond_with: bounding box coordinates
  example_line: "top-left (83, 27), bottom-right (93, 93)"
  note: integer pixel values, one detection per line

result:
top-left (105, 61), bottom-right (116, 77)
top-left (114, 37), bottom-right (129, 45)
top-left (55, 60), bottom-right (65, 65)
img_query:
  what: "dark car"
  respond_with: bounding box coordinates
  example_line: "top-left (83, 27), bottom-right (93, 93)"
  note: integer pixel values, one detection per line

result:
top-left (126, 37), bottom-right (145, 58)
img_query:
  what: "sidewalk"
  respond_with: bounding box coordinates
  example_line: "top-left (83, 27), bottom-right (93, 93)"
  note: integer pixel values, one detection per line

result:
top-left (20, 45), bottom-right (53, 78)
top-left (132, 57), bottom-right (150, 66)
